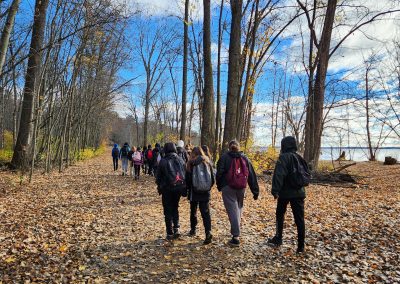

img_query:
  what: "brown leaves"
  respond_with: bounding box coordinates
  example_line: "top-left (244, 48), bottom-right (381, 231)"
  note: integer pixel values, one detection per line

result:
top-left (0, 154), bottom-right (399, 282)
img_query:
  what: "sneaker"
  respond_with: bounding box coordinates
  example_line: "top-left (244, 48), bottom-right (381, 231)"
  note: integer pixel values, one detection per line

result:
top-left (228, 237), bottom-right (240, 247)
top-left (173, 229), bottom-right (181, 239)
top-left (203, 233), bottom-right (213, 245)
top-left (188, 229), bottom-right (196, 236)
top-left (166, 234), bottom-right (174, 241)
top-left (267, 236), bottom-right (282, 247)
top-left (296, 246), bottom-right (305, 254)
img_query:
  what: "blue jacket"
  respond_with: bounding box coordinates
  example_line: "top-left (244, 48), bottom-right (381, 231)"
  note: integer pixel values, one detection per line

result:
top-left (112, 144), bottom-right (119, 158)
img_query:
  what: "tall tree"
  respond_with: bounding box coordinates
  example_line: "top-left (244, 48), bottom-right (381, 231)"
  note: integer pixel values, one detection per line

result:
top-left (11, 0), bottom-right (49, 169)
top-left (201, 0), bottom-right (215, 150)
top-left (180, 0), bottom-right (189, 141)
top-left (222, 0), bottom-right (242, 151)
top-left (303, 0), bottom-right (337, 168)
top-left (215, 0), bottom-right (224, 155)
top-left (0, 0), bottom-right (21, 76)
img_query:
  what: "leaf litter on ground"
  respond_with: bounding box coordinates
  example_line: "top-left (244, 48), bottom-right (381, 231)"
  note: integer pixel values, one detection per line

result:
top-left (0, 154), bottom-right (399, 283)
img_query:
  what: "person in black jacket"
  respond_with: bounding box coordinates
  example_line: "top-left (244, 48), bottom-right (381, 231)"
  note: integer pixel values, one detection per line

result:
top-left (186, 146), bottom-right (215, 244)
top-left (268, 136), bottom-right (306, 253)
top-left (156, 143), bottom-right (186, 240)
top-left (177, 140), bottom-right (189, 163)
top-left (216, 140), bottom-right (259, 247)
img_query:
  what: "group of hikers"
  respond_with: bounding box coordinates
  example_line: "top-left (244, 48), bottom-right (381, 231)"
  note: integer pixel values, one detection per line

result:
top-left (111, 136), bottom-right (309, 253)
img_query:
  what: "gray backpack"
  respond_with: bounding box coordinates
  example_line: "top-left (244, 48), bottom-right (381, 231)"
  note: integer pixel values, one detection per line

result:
top-left (192, 162), bottom-right (212, 192)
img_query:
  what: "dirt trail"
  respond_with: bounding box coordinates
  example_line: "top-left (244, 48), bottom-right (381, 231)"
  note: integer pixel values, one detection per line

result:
top-left (0, 153), bottom-right (399, 283)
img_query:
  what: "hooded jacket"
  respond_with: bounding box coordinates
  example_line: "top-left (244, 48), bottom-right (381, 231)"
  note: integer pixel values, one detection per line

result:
top-left (177, 146), bottom-right (189, 163)
top-left (112, 144), bottom-right (119, 158)
top-left (271, 136), bottom-right (306, 199)
top-left (186, 156), bottom-right (215, 202)
top-left (216, 151), bottom-right (259, 198)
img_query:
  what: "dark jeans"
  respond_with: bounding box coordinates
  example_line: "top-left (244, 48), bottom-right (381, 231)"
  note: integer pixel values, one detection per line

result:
top-left (113, 158), bottom-right (118, 171)
top-left (190, 201), bottom-right (211, 234)
top-left (162, 191), bottom-right (181, 235)
top-left (148, 163), bottom-right (154, 176)
top-left (134, 165), bottom-right (141, 177)
top-left (275, 197), bottom-right (305, 248)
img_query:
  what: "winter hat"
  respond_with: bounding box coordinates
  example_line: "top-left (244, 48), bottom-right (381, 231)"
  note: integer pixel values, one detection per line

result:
top-left (177, 140), bottom-right (184, 148)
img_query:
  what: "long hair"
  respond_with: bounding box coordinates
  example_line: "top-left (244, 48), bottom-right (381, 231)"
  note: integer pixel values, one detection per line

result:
top-left (201, 145), bottom-right (212, 158)
top-left (187, 146), bottom-right (209, 171)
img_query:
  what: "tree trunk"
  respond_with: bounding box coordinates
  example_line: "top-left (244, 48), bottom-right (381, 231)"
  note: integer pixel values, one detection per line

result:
top-left (215, 0), bottom-right (224, 155)
top-left (0, 0), bottom-right (21, 76)
top-left (222, 0), bottom-right (242, 152)
top-left (201, 0), bottom-right (215, 151)
top-left (11, 0), bottom-right (49, 169)
top-left (303, 0), bottom-right (337, 168)
top-left (365, 67), bottom-right (375, 161)
top-left (180, 0), bottom-right (189, 141)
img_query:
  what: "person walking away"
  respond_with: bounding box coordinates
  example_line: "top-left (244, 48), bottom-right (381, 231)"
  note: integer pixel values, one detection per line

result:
top-left (133, 147), bottom-right (144, 180)
top-left (216, 140), bottom-right (259, 247)
top-left (112, 144), bottom-right (120, 171)
top-left (177, 140), bottom-right (189, 164)
top-left (120, 142), bottom-right (130, 176)
top-left (142, 145), bottom-right (148, 175)
top-left (146, 145), bottom-right (154, 176)
top-left (128, 146), bottom-right (135, 176)
top-left (156, 143), bottom-right (186, 240)
top-left (268, 136), bottom-right (310, 254)
top-left (152, 144), bottom-right (161, 175)
top-left (186, 146), bottom-right (215, 244)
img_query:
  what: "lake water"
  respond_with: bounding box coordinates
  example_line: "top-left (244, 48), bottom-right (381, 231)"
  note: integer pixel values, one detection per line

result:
top-left (320, 147), bottom-right (400, 162)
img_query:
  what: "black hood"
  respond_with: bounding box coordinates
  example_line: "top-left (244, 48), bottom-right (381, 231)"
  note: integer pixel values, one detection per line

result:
top-left (228, 151), bottom-right (245, 158)
top-left (177, 146), bottom-right (185, 153)
top-left (281, 136), bottom-right (297, 153)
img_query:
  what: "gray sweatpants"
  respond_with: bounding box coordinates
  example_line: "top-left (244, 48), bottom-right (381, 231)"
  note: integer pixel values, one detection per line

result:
top-left (222, 185), bottom-right (245, 237)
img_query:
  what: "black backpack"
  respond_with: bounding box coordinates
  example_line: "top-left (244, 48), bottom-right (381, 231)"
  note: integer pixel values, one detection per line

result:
top-left (287, 153), bottom-right (311, 189)
top-left (165, 155), bottom-right (186, 192)
top-left (120, 146), bottom-right (128, 157)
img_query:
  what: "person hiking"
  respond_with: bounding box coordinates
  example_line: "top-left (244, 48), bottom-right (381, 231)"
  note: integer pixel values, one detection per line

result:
top-left (156, 142), bottom-right (186, 240)
top-left (216, 140), bottom-right (259, 247)
top-left (152, 143), bottom-right (162, 175)
top-left (133, 147), bottom-right (144, 180)
top-left (146, 145), bottom-right (154, 176)
top-left (119, 142), bottom-right (130, 176)
top-left (111, 144), bottom-right (120, 171)
top-left (177, 140), bottom-right (189, 164)
top-left (268, 136), bottom-right (309, 254)
top-left (128, 146), bottom-right (135, 176)
top-left (186, 146), bottom-right (215, 244)
top-left (142, 145), bottom-right (148, 175)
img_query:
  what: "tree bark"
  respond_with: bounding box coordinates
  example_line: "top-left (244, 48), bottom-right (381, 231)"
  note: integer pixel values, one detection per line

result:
top-left (11, 0), bottom-right (49, 169)
top-left (180, 0), bottom-right (189, 141)
top-left (222, 0), bottom-right (242, 152)
top-left (201, 0), bottom-right (215, 151)
top-left (303, 0), bottom-right (337, 168)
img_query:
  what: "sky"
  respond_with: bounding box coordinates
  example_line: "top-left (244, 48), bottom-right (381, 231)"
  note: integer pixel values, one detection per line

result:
top-left (9, 0), bottom-right (400, 148)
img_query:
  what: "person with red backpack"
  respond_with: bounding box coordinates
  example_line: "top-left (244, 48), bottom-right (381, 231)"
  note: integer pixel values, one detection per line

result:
top-left (156, 143), bottom-right (186, 240)
top-left (216, 140), bottom-right (259, 247)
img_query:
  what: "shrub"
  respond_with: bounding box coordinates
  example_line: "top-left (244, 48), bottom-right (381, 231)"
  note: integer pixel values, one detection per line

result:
top-left (0, 131), bottom-right (14, 163)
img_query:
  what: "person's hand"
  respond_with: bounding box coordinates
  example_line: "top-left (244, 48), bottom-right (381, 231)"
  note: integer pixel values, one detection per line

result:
top-left (253, 194), bottom-right (259, 200)
top-left (273, 194), bottom-right (278, 200)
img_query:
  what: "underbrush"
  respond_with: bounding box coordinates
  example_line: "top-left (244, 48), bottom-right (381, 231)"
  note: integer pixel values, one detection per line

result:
top-left (0, 131), bottom-right (13, 163)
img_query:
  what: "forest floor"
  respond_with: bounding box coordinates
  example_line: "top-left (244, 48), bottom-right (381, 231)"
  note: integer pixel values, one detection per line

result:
top-left (0, 153), bottom-right (399, 283)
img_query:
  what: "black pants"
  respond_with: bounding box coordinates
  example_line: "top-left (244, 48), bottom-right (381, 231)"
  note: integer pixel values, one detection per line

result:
top-left (162, 191), bottom-right (181, 235)
top-left (148, 163), bottom-right (154, 176)
top-left (190, 201), bottom-right (211, 234)
top-left (275, 197), bottom-right (305, 248)
top-left (134, 165), bottom-right (141, 178)
top-left (113, 158), bottom-right (118, 171)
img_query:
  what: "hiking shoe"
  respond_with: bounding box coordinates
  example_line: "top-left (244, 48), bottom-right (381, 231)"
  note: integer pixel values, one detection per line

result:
top-left (296, 246), bottom-right (305, 254)
top-left (166, 234), bottom-right (174, 241)
top-left (188, 229), bottom-right (196, 236)
top-left (203, 233), bottom-right (213, 245)
top-left (228, 237), bottom-right (240, 247)
top-left (173, 229), bottom-right (181, 239)
top-left (267, 236), bottom-right (282, 247)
